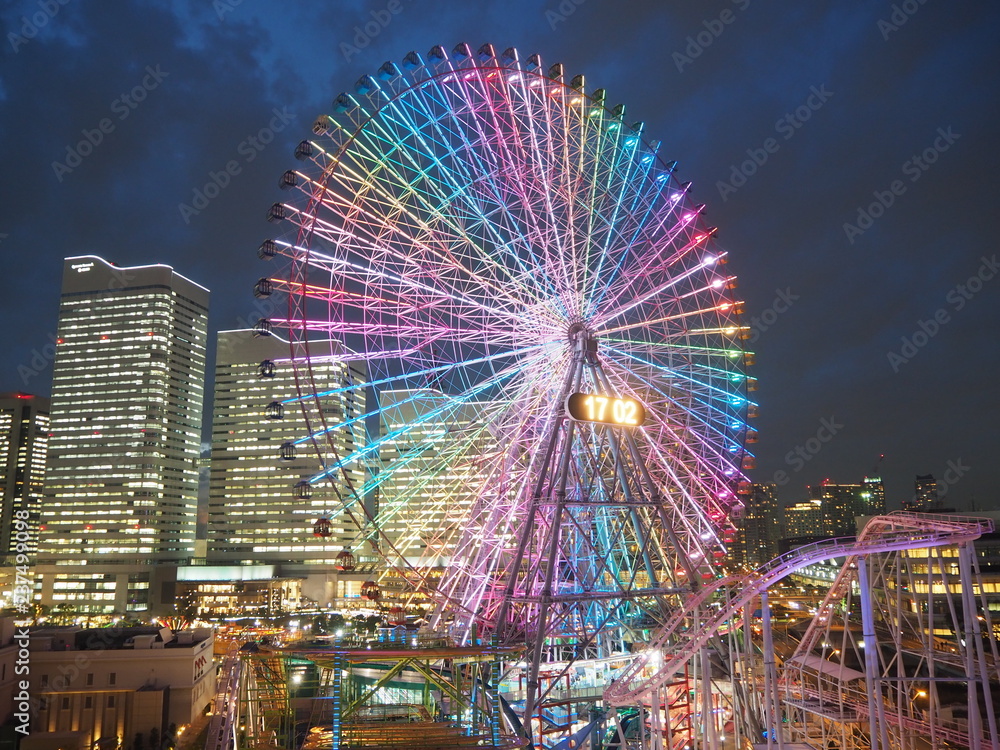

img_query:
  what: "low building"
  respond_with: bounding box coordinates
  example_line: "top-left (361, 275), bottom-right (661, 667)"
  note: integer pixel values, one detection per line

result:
top-left (175, 565), bottom-right (301, 617)
top-left (25, 626), bottom-right (214, 749)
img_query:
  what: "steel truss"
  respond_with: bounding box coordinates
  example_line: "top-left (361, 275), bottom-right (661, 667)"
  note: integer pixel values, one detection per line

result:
top-left (605, 512), bottom-right (1000, 750)
top-left (235, 636), bottom-right (518, 750)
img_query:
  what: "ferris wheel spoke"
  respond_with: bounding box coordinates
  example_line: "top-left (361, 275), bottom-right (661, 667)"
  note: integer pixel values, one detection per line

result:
top-left (297, 194), bottom-right (533, 318)
top-left (601, 351), bottom-right (742, 454)
top-left (600, 361), bottom-right (746, 506)
top-left (278, 244), bottom-right (540, 339)
top-left (285, 344), bottom-right (550, 433)
top-left (304, 347), bottom-right (542, 483)
top-left (592, 243), bottom-right (719, 332)
top-left (291, 152), bottom-right (540, 318)
top-left (403, 78), bottom-right (556, 296)
top-left (602, 342), bottom-right (750, 410)
top-left (351, 91), bottom-right (562, 307)
top-left (582, 136), bottom-right (655, 316)
top-left (460, 65), bottom-right (572, 306)
top-left (592, 209), bottom-right (709, 318)
top-left (589, 183), bottom-right (687, 311)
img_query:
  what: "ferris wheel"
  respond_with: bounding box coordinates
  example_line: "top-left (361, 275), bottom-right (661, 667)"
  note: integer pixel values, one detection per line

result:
top-left (258, 42), bottom-right (753, 722)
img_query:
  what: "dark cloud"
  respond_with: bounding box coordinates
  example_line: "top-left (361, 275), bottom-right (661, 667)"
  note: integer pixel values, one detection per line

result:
top-left (1, 0), bottom-right (998, 510)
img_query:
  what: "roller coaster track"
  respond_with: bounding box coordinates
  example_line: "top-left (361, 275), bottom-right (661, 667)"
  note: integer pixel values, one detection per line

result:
top-left (205, 643), bottom-right (241, 750)
top-left (603, 511), bottom-right (994, 707)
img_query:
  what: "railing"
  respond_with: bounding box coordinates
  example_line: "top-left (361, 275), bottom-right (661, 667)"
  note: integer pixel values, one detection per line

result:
top-left (787, 683), bottom-right (975, 746)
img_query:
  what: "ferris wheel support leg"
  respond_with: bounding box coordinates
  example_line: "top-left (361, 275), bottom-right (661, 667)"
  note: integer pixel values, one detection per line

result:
top-left (492, 351), bottom-right (582, 640)
top-left (959, 542), bottom-right (991, 749)
top-left (966, 544), bottom-right (1000, 750)
top-left (760, 590), bottom-right (784, 750)
top-left (524, 417), bottom-right (579, 736)
top-left (592, 362), bottom-right (700, 587)
top-left (857, 557), bottom-right (890, 750)
top-left (603, 421), bottom-right (658, 583)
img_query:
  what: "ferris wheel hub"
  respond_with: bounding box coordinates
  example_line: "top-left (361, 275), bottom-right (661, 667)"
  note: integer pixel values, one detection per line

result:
top-left (566, 321), bottom-right (592, 342)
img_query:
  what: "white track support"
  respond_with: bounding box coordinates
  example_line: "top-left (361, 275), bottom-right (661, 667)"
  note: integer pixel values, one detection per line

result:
top-left (760, 589), bottom-right (783, 750)
top-left (857, 557), bottom-right (889, 749)
top-left (958, 542), bottom-right (986, 749)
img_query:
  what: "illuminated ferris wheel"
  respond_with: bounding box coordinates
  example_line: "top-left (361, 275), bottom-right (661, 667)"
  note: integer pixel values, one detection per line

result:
top-left (258, 42), bottom-right (754, 721)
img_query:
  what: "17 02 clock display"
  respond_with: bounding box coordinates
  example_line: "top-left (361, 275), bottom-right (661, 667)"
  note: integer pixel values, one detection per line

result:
top-left (565, 392), bottom-right (646, 427)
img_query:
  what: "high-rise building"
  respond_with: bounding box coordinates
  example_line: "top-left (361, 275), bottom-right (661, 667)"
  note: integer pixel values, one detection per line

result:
top-left (907, 473), bottom-right (941, 510)
top-left (36, 256), bottom-right (209, 615)
top-left (376, 389), bottom-right (491, 568)
top-left (806, 481), bottom-right (869, 537)
top-left (861, 475), bottom-right (886, 516)
top-left (0, 393), bottom-right (49, 565)
top-left (206, 330), bottom-right (366, 603)
top-left (736, 483), bottom-right (779, 566)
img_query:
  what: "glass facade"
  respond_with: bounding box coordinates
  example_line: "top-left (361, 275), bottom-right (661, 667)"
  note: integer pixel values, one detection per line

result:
top-left (207, 330), bottom-right (366, 566)
top-left (37, 256), bottom-right (209, 613)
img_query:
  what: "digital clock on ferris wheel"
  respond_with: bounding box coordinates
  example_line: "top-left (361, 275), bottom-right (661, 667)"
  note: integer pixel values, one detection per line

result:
top-left (565, 393), bottom-right (646, 427)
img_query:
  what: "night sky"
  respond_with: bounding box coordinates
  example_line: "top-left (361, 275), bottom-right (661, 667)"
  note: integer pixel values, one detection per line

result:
top-left (2, 1), bottom-right (998, 511)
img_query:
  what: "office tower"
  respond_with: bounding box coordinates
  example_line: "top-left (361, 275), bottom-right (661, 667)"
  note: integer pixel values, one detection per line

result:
top-left (0, 393), bottom-right (49, 564)
top-left (907, 474), bottom-right (940, 510)
top-left (376, 389), bottom-right (491, 568)
top-left (737, 483), bottom-right (779, 566)
top-left (36, 256), bottom-right (209, 615)
top-left (860, 475), bottom-right (886, 516)
top-left (805, 481), bottom-right (869, 537)
top-left (207, 330), bottom-right (366, 572)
